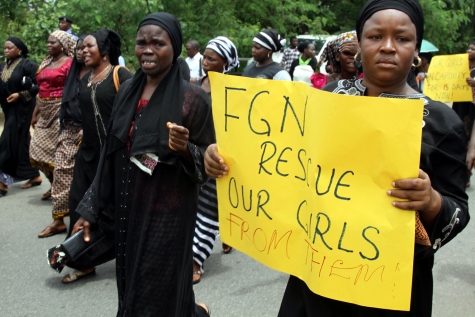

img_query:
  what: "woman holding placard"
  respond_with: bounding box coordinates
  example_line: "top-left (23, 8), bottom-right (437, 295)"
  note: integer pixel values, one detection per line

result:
top-left (452, 40), bottom-right (475, 187)
top-left (204, 0), bottom-right (469, 316)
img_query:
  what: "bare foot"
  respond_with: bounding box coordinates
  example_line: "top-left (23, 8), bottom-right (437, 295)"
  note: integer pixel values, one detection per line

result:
top-left (197, 303), bottom-right (210, 315)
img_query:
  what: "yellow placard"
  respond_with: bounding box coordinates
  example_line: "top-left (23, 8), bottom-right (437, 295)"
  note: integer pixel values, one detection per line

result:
top-left (210, 73), bottom-right (424, 311)
top-left (424, 54), bottom-right (472, 102)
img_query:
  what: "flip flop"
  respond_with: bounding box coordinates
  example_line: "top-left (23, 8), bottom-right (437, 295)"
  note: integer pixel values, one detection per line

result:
top-left (62, 268), bottom-right (96, 283)
top-left (38, 225), bottom-right (67, 238)
top-left (21, 178), bottom-right (42, 189)
top-left (193, 270), bottom-right (202, 284)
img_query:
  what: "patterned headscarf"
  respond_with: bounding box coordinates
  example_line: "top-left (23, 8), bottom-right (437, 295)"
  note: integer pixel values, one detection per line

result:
top-left (206, 36), bottom-right (240, 73)
top-left (37, 30), bottom-right (76, 73)
top-left (253, 29), bottom-right (283, 52)
top-left (320, 31), bottom-right (358, 73)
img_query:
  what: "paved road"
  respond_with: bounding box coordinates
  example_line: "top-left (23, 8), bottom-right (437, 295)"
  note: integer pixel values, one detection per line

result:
top-left (0, 115), bottom-right (474, 316)
top-left (0, 179), bottom-right (474, 316)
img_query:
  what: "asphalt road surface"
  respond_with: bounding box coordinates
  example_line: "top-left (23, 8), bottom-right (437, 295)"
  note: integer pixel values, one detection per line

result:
top-left (0, 115), bottom-right (474, 317)
top-left (0, 179), bottom-right (474, 317)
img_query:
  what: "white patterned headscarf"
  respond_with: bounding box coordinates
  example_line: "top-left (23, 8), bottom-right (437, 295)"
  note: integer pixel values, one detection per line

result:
top-left (253, 29), bottom-right (283, 52)
top-left (37, 30), bottom-right (76, 73)
top-left (206, 36), bottom-right (240, 73)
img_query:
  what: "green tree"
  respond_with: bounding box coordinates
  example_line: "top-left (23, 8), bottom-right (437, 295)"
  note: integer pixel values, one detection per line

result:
top-left (1, 0), bottom-right (474, 66)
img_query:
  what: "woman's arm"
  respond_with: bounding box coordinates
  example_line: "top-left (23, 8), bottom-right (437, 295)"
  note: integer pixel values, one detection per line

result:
top-left (31, 103), bottom-right (40, 128)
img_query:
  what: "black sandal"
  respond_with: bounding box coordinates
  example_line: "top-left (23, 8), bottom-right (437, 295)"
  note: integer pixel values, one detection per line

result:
top-left (21, 178), bottom-right (42, 189)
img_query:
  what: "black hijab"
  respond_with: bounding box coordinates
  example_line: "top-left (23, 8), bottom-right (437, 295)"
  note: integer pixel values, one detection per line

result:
top-left (59, 34), bottom-right (89, 131)
top-left (108, 12), bottom-right (184, 166)
top-left (6, 37), bottom-right (28, 58)
top-left (90, 29), bottom-right (122, 65)
top-left (356, 0), bottom-right (424, 51)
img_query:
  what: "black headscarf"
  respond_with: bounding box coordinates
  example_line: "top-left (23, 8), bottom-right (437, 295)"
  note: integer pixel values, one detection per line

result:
top-left (90, 29), bottom-right (122, 65)
top-left (108, 12), bottom-right (184, 166)
top-left (59, 34), bottom-right (89, 132)
top-left (138, 12), bottom-right (183, 61)
top-left (6, 37), bottom-right (28, 58)
top-left (253, 29), bottom-right (283, 52)
top-left (356, 0), bottom-right (424, 51)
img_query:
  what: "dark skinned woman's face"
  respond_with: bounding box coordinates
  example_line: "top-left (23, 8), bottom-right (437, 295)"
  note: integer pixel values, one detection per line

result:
top-left (252, 42), bottom-right (271, 63)
top-left (337, 47), bottom-right (357, 74)
top-left (47, 35), bottom-right (63, 57)
top-left (304, 44), bottom-right (316, 59)
top-left (468, 44), bottom-right (475, 61)
top-left (135, 24), bottom-right (174, 78)
top-left (359, 9), bottom-right (418, 87)
top-left (4, 41), bottom-right (21, 60)
top-left (202, 48), bottom-right (226, 74)
top-left (75, 40), bottom-right (85, 64)
top-left (82, 35), bottom-right (103, 68)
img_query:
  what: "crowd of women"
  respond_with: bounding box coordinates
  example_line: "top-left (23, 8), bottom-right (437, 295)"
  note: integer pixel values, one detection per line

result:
top-left (0, 0), bottom-right (473, 316)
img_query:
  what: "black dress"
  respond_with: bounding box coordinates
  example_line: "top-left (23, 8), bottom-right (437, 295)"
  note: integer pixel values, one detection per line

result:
top-left (77, 80), bottom-right (215, 316)
top-left (0, 57), bottom-right (40, 183)
top-left (451, 68), bottom-right (475, 183)
top-left (67, 67), bottom-right (132, 251)
top-left (278, 79), bottom-right (470, 317)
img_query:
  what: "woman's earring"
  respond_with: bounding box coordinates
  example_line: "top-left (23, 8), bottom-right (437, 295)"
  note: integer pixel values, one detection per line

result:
top-left (412, 56), bottom-right (422, 68)
top-left (103, 57), bottom-right (107, 62)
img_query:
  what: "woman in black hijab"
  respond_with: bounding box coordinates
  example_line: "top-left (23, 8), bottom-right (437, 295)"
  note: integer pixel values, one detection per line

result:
top-left (55, 29), bottom-right (133, 281)
top-left (0, 37), bottom-right (41, 195)
top-left (71, 13), bottom-right (213, 316)
top-left (205, 1), bottom-right (469, 316)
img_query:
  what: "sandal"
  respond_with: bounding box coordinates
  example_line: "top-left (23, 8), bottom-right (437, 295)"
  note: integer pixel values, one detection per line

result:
top-left (193, 270), bottom-right (202, 284)
top-left (62, 268), bottom-right (96, 283)
top-left (41, 189), bottom-right (52, 200)
top-left (222, 243), bottom-right (233, 254)
top-left (38, 225), bottom-right (67, 238)
top-left (21, 178), bottom-right (42, 189)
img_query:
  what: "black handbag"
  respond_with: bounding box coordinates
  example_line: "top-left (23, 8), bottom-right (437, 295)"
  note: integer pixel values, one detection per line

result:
top-left (47, 228), bottom-right (105, 273)
top-left (61, 229), bottom-right (105, 262)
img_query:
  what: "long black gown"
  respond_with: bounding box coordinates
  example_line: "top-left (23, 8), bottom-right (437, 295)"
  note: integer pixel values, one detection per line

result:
top-left (451, 68), bottom-right (475, 183)
top-left (66, 67), bottom-right (132, 270)
top-left (0, 57), bottom-right (40, 183)
top-left (77, 80), bottom-right (215, 316)
top-left (278, 79), bottom-right (470, 317)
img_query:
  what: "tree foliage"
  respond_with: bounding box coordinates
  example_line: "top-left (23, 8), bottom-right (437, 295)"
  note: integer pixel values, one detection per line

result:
top-left (1, 0), bottom-right (474, 68)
